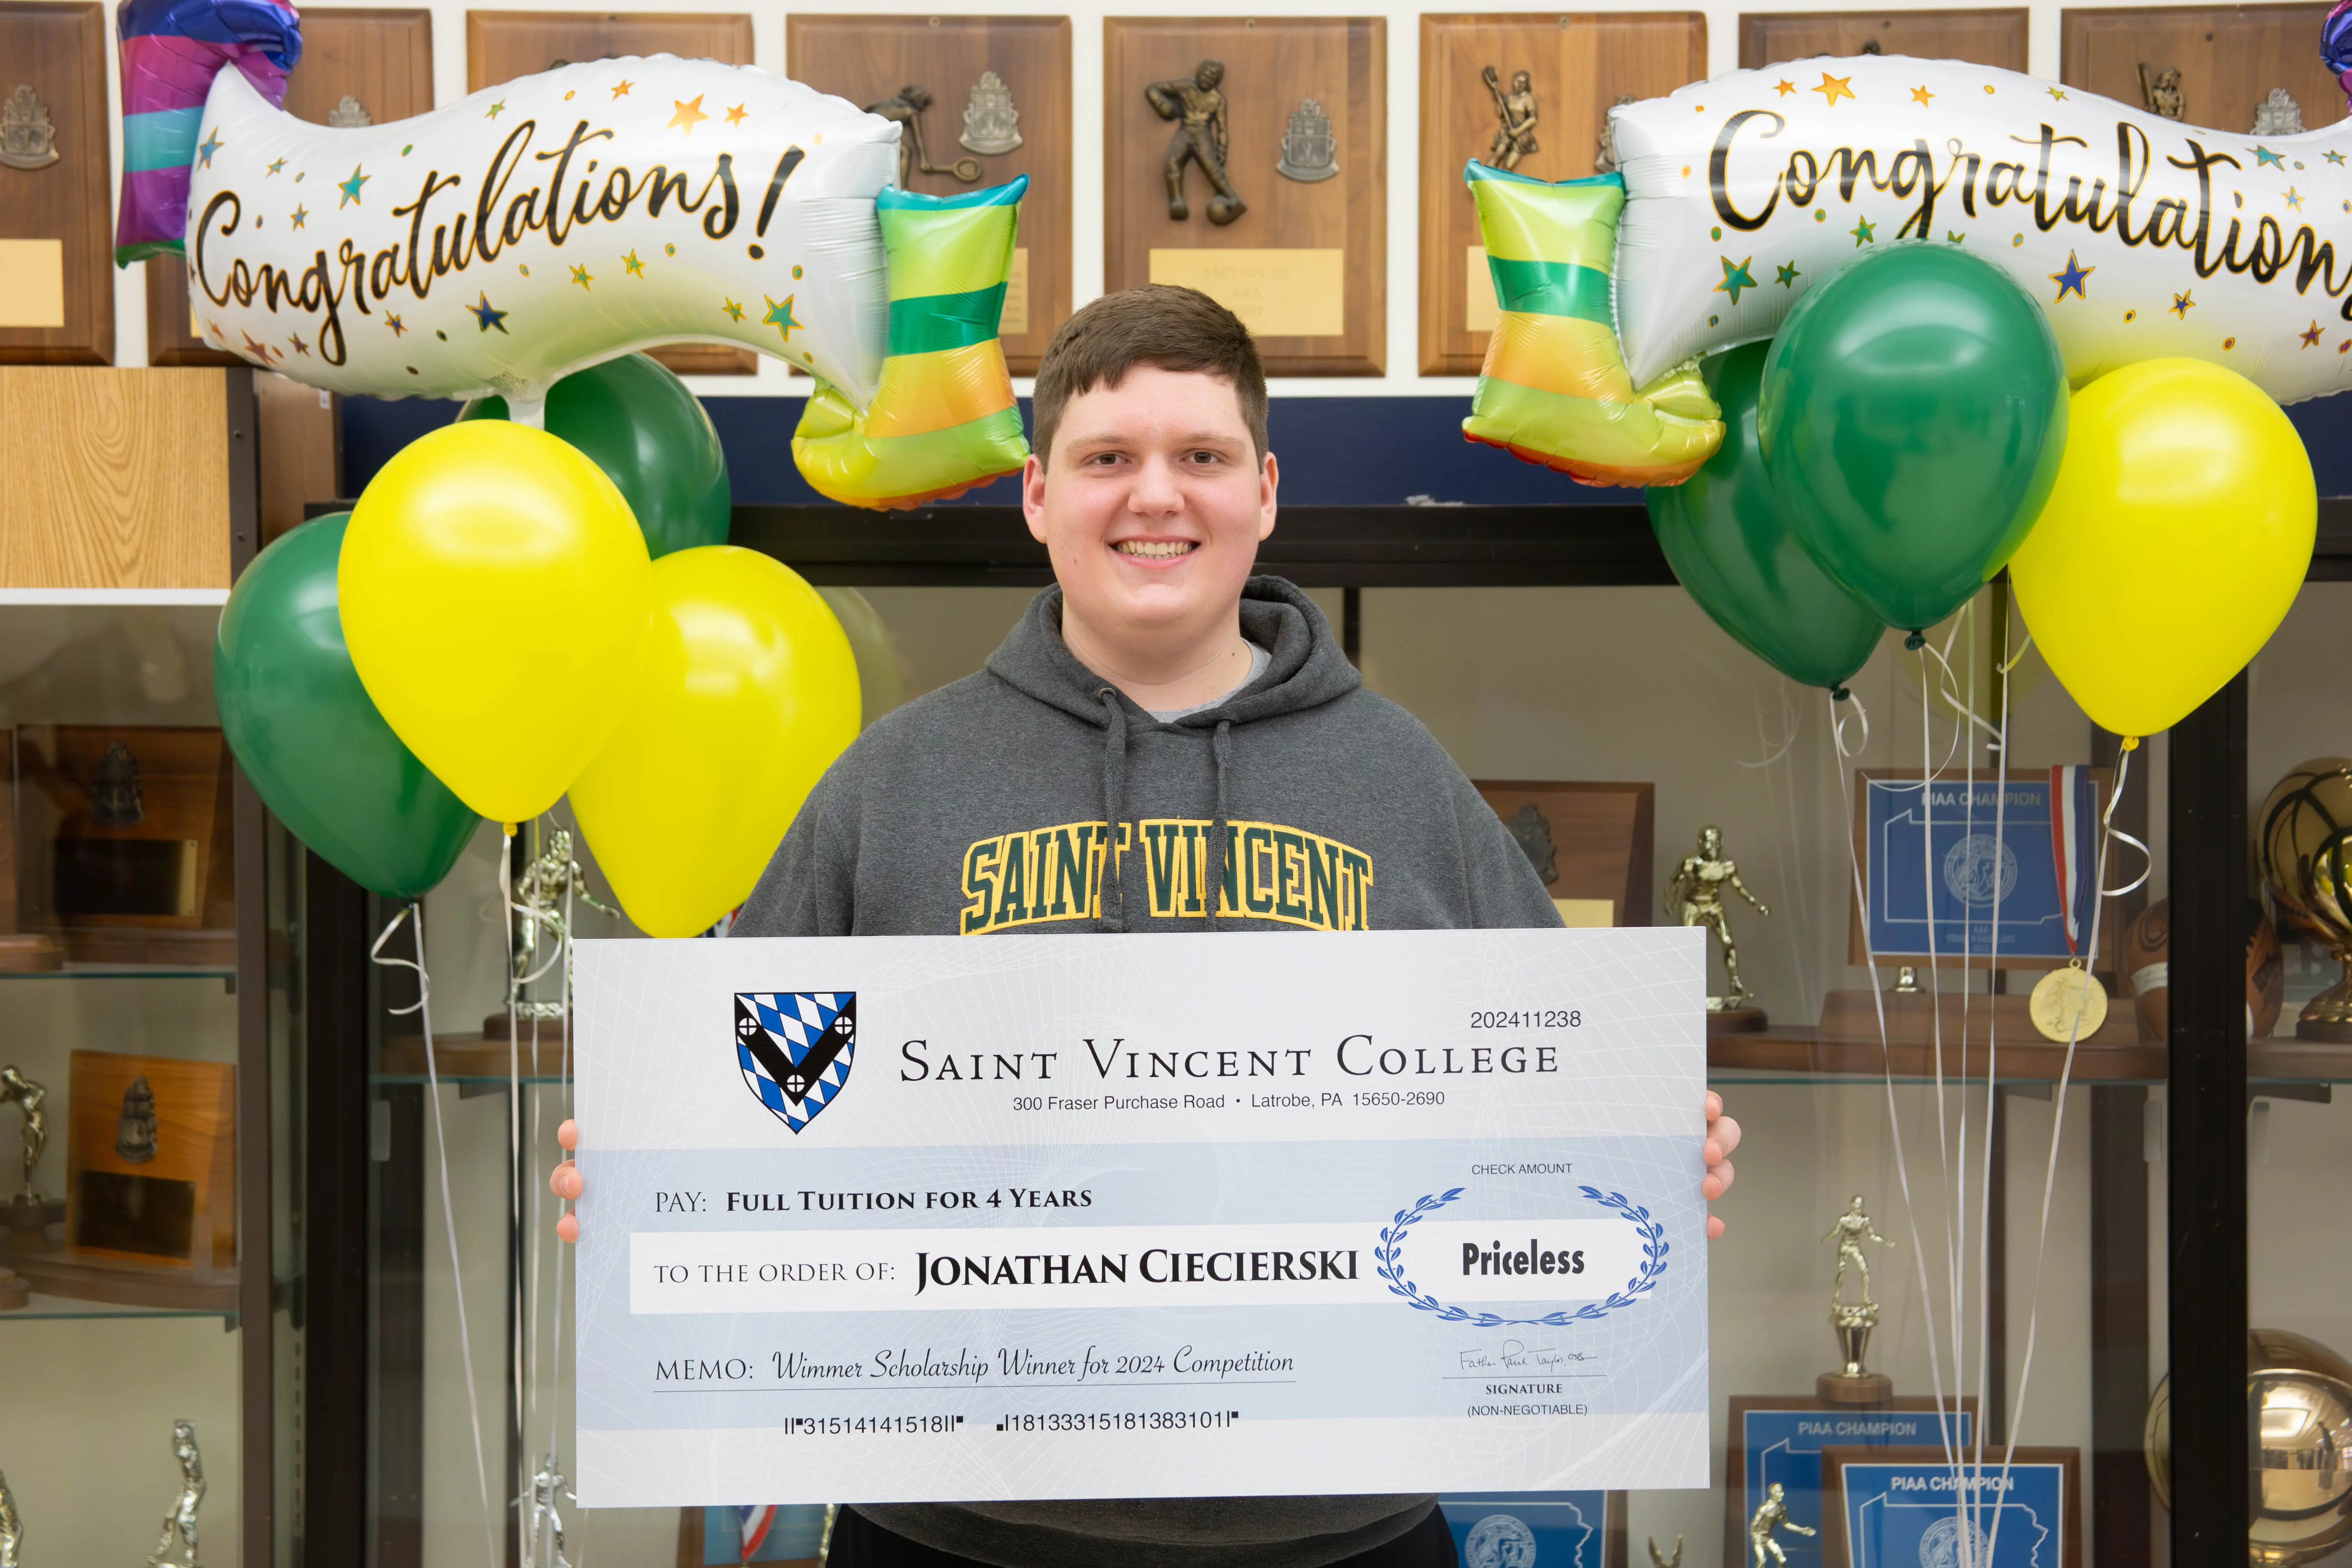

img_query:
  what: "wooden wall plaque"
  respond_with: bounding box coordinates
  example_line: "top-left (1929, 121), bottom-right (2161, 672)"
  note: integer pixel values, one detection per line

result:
top-left (65, 1049), bottom-right (236, 1273)
top-left (149, 7), bottom-right (438, 366)
top-left (1420, 14), bottom-right (1704, 375)
top-left (471, 10), bottom-right (758, 375)
top-left (16, 725), bottom-right (236, 965)
top-left (0, 3), bottom-right (113, 365)
top-left (1738, 9), bottom-right (2029, 71)
top-left (2062, 3), bottom-right (2346, 131)
top-left (787, 15), bottom-right (1071, 375)
top-left (1105, 17), bottom-right (1386, 376)
top-left (1473, 779), bottom-right (1655, 927)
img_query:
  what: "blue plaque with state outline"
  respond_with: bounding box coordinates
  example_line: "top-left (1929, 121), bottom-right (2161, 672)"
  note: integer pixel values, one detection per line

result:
top-left (1727, 1400), bottom-right (1976, 1568)
top-left (1860, 772), bottom-right (2104, 963)
top-left (1441, 1492), bottom-right (1613, 1568)
top-left (1822, 1446), bottom-right (2079, 1568)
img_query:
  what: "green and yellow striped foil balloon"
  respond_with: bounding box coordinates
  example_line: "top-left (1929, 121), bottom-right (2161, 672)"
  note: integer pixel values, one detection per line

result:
top-left (794, 178), bottom-right (1031, 509)
top-left (1461, 163), bottom-right (1722, 489)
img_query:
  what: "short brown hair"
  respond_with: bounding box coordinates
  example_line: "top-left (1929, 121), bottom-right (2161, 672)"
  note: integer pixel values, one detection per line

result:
top-left (1031, 285), bottom-right (1268, 466)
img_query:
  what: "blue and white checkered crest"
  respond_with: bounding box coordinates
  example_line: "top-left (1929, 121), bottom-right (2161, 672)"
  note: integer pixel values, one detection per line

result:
top-left (735, 992), bottom-right (856, 1133)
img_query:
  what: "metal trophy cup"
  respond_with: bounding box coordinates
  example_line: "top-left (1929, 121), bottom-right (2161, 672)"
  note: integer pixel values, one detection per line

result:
top-left (2259, 760), bottom-right (2352, 1041)
top-left (1819, 1196), bottom-right (1896, 1405)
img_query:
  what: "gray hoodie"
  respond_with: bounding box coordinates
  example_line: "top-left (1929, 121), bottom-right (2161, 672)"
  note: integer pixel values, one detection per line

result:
top-left (734, 576), bottom-right (1562, 1566)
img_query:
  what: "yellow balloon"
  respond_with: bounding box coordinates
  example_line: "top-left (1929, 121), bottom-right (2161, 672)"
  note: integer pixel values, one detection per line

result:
top-left (2009, 358), bottom-right (2314, 739)
top-left (569, 547), bottom-right (860, 936)
top-left (342, 421), bottom-right (652, 823)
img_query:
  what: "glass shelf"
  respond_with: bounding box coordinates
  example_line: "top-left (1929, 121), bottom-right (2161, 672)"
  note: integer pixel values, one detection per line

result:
top-left (0, 1292), bottom-right (240, 1324)
top-left (2, 962), bottom-right (236, 981)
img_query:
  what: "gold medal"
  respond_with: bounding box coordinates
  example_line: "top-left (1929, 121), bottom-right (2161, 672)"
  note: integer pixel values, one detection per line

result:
top-left (2030, 960), bottom-right (2109, 1042)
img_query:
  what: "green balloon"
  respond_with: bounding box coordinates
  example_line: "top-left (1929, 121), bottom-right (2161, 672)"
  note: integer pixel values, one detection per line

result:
top-left (1757, 245), bottom-right (2067, 634)
top-left (462, 352), bottom-right (730, 557)
top-left (1650, 343), bottom-right (1886, 691)
top-left (215, 514), bottom-right (478, 900)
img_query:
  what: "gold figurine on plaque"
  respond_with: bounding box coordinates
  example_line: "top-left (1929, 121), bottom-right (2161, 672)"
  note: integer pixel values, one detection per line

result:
top-left (863, 85), bottom-right (982, 185)
top-left (1666, 826), bottom-right (1769, 1028)
top-left (1147, 60), bottom-right (1244, 225)
top-left (2136, 63), bottom-right (2184, 120)
top-left (1819, 1195), bottom-right (1895, 1405)
top-left (1745, 1482), bottom-right (1816, 1566)
top-left (1481, 66), bottom-right (1539, 171)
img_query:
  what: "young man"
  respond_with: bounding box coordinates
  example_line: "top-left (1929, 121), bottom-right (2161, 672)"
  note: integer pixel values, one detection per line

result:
top-left (554, 285), bottom-right (1741, 1567)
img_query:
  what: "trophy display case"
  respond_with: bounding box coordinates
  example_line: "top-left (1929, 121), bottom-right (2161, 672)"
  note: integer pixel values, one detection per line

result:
top-left (0, 364), bottom-right (314, 1568)
top-left (321, 500), bottom-right (2352, 1568)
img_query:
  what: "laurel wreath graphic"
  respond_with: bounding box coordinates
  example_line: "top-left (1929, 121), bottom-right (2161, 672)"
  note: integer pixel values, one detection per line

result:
top-left (1373, 1185), bottom-right (1669, 1328)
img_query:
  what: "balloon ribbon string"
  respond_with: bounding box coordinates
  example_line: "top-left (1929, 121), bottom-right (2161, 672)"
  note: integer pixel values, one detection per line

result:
top-left (548, 875), bottom-right (576, 1549)
top-left (1985, 740), bottom-right (2135, 1566)
top-left (1829, 689), bottom-right (1966, 1473)
top-left (371, 902), bottom-right (501, 1568)
top-left (503, 827), bottom-right (527, 1550)
top-left (1963, 600), bottom-right (2020, 1564)
top-left (1916, 643), bottom-right (1965, 1484)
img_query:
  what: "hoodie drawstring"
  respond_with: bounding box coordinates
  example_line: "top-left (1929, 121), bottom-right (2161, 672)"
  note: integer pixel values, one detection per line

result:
top-left (1096, 688), bottom-right (1128, 932)
top-left (1205, 719), bottom-right (1233, 932)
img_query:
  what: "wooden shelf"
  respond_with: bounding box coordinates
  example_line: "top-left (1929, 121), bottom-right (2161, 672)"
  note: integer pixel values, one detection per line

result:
top-left (1711, 1031), bottom-right (2352, 1083)
top-left (0, 1234), bottom-right (238, 1314)
top-left (1711, 1029), bottom-right (2164, 1081)
top-left (378, 1032), bottom-right (571, 1082)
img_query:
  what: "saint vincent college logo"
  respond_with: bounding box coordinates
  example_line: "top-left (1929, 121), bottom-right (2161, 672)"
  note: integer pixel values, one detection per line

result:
top-left (734, 992), bottom-right (855, 1133)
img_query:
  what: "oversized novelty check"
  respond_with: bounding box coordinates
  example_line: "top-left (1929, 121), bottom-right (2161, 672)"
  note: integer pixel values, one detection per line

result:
top-left (573, 928), bottom-right (1708, 1505)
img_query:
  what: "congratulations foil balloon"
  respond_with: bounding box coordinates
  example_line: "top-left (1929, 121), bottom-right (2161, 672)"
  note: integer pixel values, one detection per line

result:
top-left (1611, 54), bottom-right (2352, 403)
top-left (115, 0), bottom-right (1028, 509)
top-left (1468, 38), bottom-right (2352, 484)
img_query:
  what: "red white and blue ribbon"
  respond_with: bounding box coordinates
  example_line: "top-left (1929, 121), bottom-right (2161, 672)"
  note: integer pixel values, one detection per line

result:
top-left (738, 1504), bottom-right (776, 1560)
top-left (2047, 765), bottom-right (2098, 956)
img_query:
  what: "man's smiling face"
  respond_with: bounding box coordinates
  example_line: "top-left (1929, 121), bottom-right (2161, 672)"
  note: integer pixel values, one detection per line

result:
top-left (1023, 363), bottom-right (1277, 649)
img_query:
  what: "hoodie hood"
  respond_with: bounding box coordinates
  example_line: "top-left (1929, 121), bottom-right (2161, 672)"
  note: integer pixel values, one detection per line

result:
top-left (984, 576), bottom-right (1361, 729)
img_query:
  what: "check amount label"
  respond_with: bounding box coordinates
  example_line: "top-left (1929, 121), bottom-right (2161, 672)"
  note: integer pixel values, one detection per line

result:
top-left (574, 928), bottom-right (1709, 1505)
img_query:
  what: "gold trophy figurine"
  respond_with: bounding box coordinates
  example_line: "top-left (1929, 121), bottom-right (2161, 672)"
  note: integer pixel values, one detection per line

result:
top-left (1666, 826), bottom-right (1770, 1031)
top-left (1746, 1482), bottom-right (1816, 1566)
top-left (1819, 1195), bottom-right (1896, 1405)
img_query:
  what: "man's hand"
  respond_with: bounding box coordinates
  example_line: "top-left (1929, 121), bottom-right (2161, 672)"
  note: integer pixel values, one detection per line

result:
top-left (1704, 1091), bottom-right (1740, 1240)
top-left (551, 1119), bottom-right (582, 1242)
